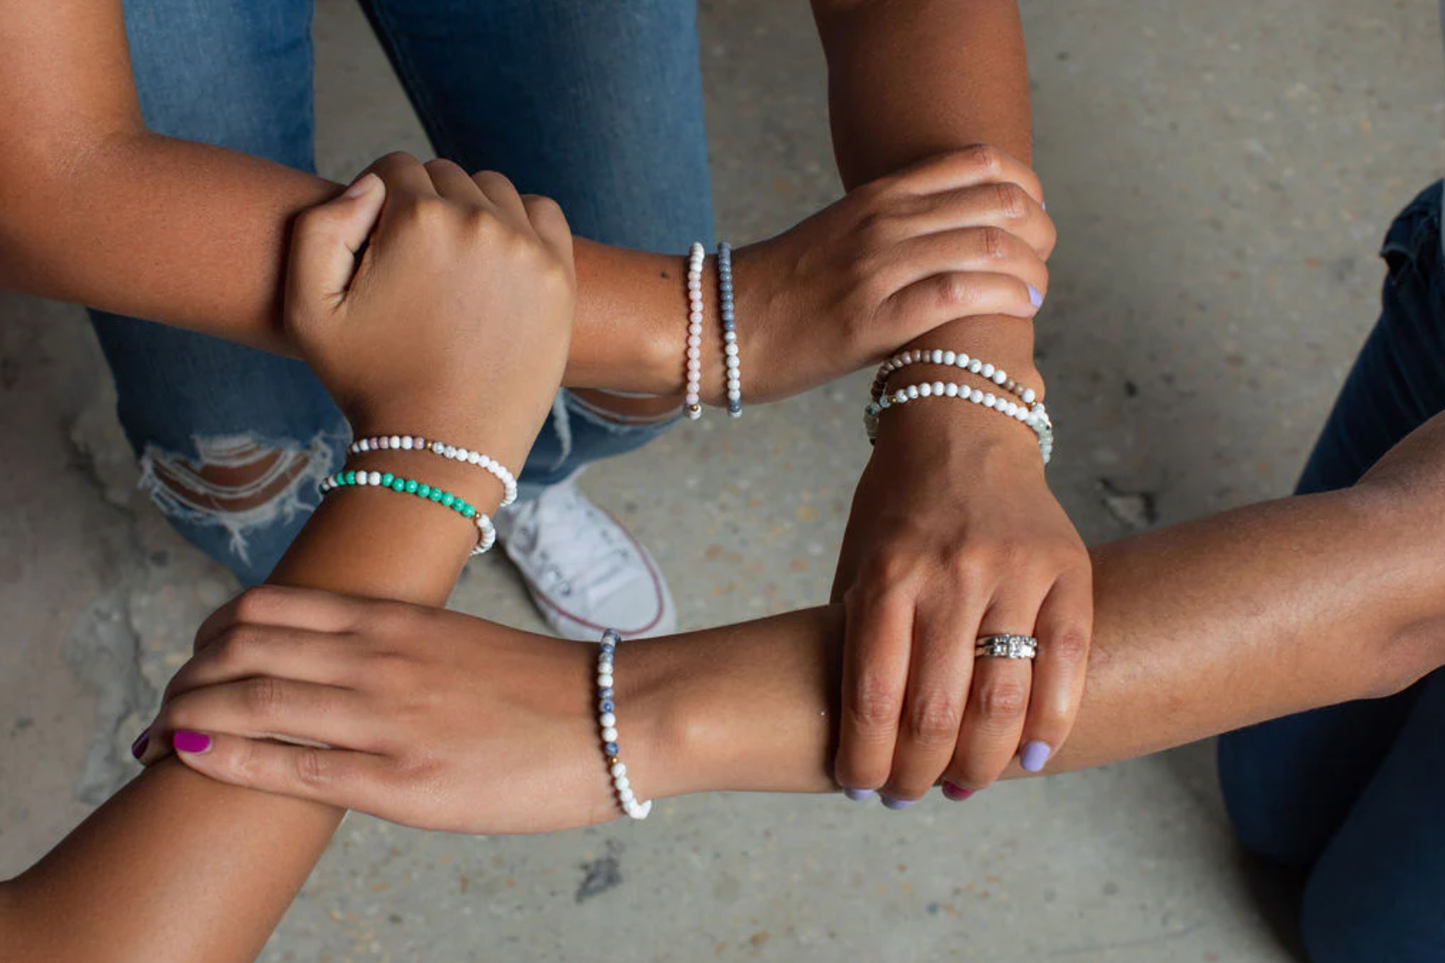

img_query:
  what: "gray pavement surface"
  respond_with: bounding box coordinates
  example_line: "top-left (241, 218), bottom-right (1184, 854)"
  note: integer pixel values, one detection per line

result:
top-left (2, 1), bottom-right (1442, 960)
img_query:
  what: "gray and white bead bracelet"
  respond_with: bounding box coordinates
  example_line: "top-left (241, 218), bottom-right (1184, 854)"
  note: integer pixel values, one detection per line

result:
top-left (598, 629), bottom-right (652, 820)
top-left (718, 241), bottom-right (741, 417)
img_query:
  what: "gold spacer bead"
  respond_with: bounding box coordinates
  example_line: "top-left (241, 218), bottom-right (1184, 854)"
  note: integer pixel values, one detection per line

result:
top-left (607, 755), bottom-right (620, 767)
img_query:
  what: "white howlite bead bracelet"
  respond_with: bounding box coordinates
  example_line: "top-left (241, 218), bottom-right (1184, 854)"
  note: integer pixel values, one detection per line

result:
top-left (684, 242), bottom-right (706, 421)
top-left (348, 434), bottom-right (518, 507)
top-left (597, 629), bottom-right (652, 820)
top-left (870, 348), bottom-right (1038, 408)
top-left (863, 381), bottom-right (1055, 464)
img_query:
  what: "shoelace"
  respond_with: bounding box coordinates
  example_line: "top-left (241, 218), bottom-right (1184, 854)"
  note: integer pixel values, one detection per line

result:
top-left (510, 487), bottom-right (640, 604)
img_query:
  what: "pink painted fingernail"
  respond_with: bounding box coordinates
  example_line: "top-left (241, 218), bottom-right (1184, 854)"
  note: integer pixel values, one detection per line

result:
top-left (942, 782), bottom-right (975, 802)
top-left (173, 730), bottom-right (212, 754)
top-left (130, 729), bottom-right (150, 761)
top-left (1021, 740), bottom-right (1052, 772)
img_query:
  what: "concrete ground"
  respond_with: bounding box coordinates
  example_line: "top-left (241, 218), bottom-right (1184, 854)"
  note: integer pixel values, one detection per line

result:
top-left (1, 1), bottom-right (1441, 960)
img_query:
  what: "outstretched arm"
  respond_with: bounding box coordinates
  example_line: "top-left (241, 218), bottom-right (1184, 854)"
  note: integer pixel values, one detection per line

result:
top-left (0, 160), bottom-right (575, 963)
top-left (124, 412), bottom-right (1445, 833)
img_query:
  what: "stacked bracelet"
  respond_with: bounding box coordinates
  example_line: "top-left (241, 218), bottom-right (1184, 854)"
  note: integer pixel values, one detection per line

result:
top-left (348, 434), bottom-right (517, 507)
top-left (864, 381), bottom-right (1054, 464)
top-left (597, 629), bottom-right (652, 820)
top-left (318, 470), bottom-right (497, 555)
top-left (718, 242), bottom-right (741, 417)
top-left (684, 243), bottom-right (705, 420)
top-left (871, 349), bottom-right (1038, 408)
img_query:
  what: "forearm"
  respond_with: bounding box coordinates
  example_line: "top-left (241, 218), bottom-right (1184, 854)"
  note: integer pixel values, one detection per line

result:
top-left (0, 448), bottom-right (493, 961)
top-left (636, 481), bottom-right (1445, 797)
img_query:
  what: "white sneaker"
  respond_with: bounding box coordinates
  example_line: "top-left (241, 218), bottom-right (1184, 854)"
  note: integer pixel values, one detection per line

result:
top-left (492, 476), bottom-right (677, 640)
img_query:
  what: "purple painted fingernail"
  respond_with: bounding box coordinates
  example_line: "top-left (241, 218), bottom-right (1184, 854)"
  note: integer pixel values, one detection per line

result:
top-left (1021, 740), bottom-right (1052, 772)
top-left (1027, 285), bottom-right (1044, 309)
top-left (880, 796), bottom-right (915, 811)
top-left (844, 788), bottom-right (875, 802)
top-left (941, 782), bottom-right (975, 802)
top-left (173, 730), bottom-right (212, 754)
top-left (130, 729), bottom-right (150, 761)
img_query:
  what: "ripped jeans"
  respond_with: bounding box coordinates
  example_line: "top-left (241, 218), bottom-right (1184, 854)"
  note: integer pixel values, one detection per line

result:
top-left (90, 0), bottom-right (712, 585)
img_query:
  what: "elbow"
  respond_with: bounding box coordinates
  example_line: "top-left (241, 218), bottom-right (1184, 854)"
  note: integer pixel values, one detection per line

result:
top-left (1375, 616), bottom-right (1445, 700)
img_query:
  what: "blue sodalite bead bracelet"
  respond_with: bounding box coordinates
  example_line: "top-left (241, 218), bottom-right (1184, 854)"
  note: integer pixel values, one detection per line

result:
top-left (718, 242), bottom-right (742, 418)
top-left (318, 470), bottom-right (497, 555)
top-left (598, 628), bottom-right (652, 820)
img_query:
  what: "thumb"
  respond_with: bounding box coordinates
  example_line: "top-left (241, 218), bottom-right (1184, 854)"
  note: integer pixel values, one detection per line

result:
top-left (286, 172), bottom-right (387, 315)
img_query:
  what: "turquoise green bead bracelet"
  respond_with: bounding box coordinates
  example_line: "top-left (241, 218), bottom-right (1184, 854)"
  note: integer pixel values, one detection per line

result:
top-left (318, 470), bottom-right (496, 555)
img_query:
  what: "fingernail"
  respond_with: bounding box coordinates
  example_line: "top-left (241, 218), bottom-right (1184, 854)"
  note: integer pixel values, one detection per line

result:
top-left (843, 788), bottom-right (876, 802)
top-left (130, 729), bottom-right (150, 761)
top-left (1027, 284), bottom-right (1045, 309)
top-left (880, 796), bottom-right (915, 811)
top-left (343, 173), bottom-right (379, 199)
top-left (1041, 200), bottom-right (1047, 212)
top-left (173, 730), bottom-right (212, 754)
top-left (1020, 740), bottom-right (1052, 772)
top-left (941, 782), bottom-right (975, 802)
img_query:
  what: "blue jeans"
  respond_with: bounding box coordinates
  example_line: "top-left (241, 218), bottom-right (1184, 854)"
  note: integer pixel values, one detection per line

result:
top-left (92, 0), bottom-right (713, 584)
top-left (1217, 181), bottom-right (1445, 963)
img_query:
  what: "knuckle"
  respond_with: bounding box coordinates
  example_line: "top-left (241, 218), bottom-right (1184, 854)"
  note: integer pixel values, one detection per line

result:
top-left (932, 272), bottom-right (976, 310)
top-left (976, 225), bottom-right (1010, 261)
top-left (965, 144), bottom-right (1002, 178)
top-left (978, 680), bottom-right (1029, 723)
top-left (522, 193), bottom-right (563, 219)
top-left (243, 676), bottom-right (287, 718)
top-left (993, 182), bottom-right (1028, 219)
top-left (295, 748), bottom-right (330, 786)
top-left (907, 693), bottom-right (963, 744)
top-left (231, 586), bottom-right (282, 624)
top-left (1047, 625), bottom-right (1092, 667)
top-left (849, 672), bottom-right (903, 732)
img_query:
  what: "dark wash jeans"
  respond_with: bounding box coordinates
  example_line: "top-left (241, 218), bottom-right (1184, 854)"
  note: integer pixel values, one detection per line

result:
top-left (1218, 181), bottom-right (1445, 963)
top-left (91, 0), bottom-right (713, 583)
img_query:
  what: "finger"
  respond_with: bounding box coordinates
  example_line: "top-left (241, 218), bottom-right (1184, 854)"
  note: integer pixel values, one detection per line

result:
top-left (471, 170), bottom-right (529, 228)
top-left (880, 592), bottom-right (983, 802)
top-left (285, 171), bottom-right (387, 311)
top-left (835, 585), bottom-right (914, 795)
top-left (150, 678), bottom-right (379, 761)
top-left (885, 226), bottom-right (1050, 298)
top-left (423, 157), bottom-right (486, 205)
top-left (881, 270), bottom-right (1046, 332)
top-left (886, 144), bottom-right (1045, 206)
top-left (194, 585), bottom-right (374, 651)
top-left (896, 182), bottom-right (1056, 260)
top-left (523, 194), bottom-right (575, 276)
top-left (365, 150), bottom-right (440, 199)
top-left (172, 730), bottom-right (398, 814)
top-left (173, 625), bottom-right (362, 701)
top-left (945, 601), bottom-right (1039, 791)
top-left (1018, 570), bottom-right (1094, 773)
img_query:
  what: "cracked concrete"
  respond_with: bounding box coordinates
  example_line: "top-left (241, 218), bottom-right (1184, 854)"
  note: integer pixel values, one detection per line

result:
top-left (2, 0), bottom-right (1442, 960)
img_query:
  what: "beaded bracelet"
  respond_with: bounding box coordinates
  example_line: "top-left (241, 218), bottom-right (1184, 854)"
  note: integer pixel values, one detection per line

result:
top-left (684, 243), bottom-right (705, 420)
top-left (348, 434), bottom-right (517, 507)
top-left (319, 470), bottom-right (497, 555)
top-left (718, 242), bottom-right (741, 418)
top-left (871, 348), bottom-right (1038, 408)
top-left (864, 381), bottom-right (1055, 464)
top-left (597, 628), bottom-right (652, 820)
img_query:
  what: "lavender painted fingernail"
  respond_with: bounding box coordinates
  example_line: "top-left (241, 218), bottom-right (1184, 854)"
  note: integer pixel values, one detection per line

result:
top-left (130, 729), bottom-right (150, 761)
top-left (844, 788), bottom-right (876, 802)
top-left (173, 730), bottom-right (212, 754)
top-left (1020, 740), bottom-right (1052, 772)
top-left (941, 782), bottom-right (975, 802)
top-left (880, 796), bottom-right (915, 811)
top-left (1027, 285), bottom-right (1045, 309)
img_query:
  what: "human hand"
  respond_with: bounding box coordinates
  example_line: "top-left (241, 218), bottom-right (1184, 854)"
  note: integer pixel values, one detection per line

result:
top-left (135, 587), bottom-right (647, 834)
top-left (731, 145), bottom-right (1055, 405)
top-left (286, 153), bottom-right (575, 459)
top-left (830, 408), bottom-right (1092, 805)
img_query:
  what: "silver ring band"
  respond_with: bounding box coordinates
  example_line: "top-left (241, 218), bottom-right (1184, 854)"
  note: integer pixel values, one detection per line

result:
top-left (975, 634), bottom-right (1038, 660)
